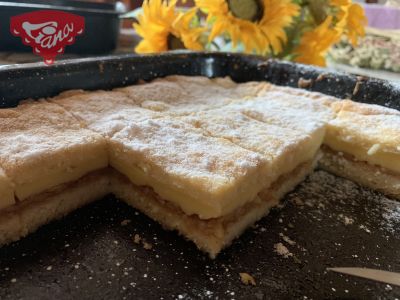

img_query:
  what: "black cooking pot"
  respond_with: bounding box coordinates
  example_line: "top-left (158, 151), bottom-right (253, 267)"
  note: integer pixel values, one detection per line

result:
top-left (0, 0), bottom-right (124, 54)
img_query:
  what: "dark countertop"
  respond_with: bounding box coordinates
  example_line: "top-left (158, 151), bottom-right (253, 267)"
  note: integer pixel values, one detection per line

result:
top-left (0, 170), bottom-right (399, 300)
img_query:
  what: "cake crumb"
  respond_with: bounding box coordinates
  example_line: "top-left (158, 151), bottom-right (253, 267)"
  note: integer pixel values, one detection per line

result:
top-left (133, 234), bottom-right (141, 244)
top-left (292, 197), bottom-right (304, 206)
top-left (344, 216), bottom-right (354, 225)
top-left (239, 272), bottom-right (256, 286)
top-left (279, 233), bottom-right (296, 246)
top-left (338, 214), bottom-right (354, 225)
top-left (359, 225), bottom-right (371, 233)
top-left (353, 81), bottom-right (362, 96)
top-left (143, 241), bottom-right (153, 250)
top-left (316, 73), bottom-right (327, 82)
top-left (385, 284), bottom-right (393, 291)
top-left (120, 219), bottom-right (131, 226)
top-left (298, 78), bottom-right (313, 88)
top-left (274, 243), bottom-right (293, 258)
top-left (367, 144), bottom-right (381, 156)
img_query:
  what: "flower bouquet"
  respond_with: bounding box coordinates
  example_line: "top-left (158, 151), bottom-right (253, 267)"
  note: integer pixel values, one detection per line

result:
top-left (133, 0), bottom-right (367, 67)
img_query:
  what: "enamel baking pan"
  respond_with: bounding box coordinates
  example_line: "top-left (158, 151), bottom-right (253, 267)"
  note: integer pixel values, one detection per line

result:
top-left (0, 52), bottom-right (399, 299)
top-left (0, 0), bottom-right (121, 54)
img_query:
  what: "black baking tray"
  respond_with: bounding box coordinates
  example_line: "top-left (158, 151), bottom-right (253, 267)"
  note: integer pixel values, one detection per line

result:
top-left (0, 0), bottom-right (121, 54)
top-left (0, 52), bottom-right (399, 299)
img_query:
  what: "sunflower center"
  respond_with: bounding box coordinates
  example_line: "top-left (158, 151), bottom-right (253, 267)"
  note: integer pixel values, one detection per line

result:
top-left (167, 34), bottom-right (186, 50)
top-left (227, 0), bottom-right (263, 22)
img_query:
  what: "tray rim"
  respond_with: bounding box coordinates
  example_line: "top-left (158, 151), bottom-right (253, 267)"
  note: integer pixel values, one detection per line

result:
top-left (0, 51), bottom-right (399, 110)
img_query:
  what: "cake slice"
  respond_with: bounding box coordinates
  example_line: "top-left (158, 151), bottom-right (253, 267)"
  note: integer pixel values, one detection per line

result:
top-left (321, 100), bottom-right (400, 199)
top-left (0, 100), bottom-right (109, 244)
top-left (109, 116), bottom-right (269, 220)
top-left (108, 105), bottom-right (327, 256)
top-left (108, 116), bottom-right (278, 257)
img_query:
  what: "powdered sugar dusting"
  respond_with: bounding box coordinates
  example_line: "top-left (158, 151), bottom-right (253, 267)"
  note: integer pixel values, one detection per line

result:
top-left (112, 116), bottom-right (264, 188)
top-left (289, 170), bottom-right (400, 235)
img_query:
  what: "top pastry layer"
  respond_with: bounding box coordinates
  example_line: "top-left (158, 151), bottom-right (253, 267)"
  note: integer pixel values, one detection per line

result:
top-left (51, 89), bottom-right (159, 137)
top-left (116, 75), bottom-right (270, 115)
top-left (181, 106), bottom-right (326, 180)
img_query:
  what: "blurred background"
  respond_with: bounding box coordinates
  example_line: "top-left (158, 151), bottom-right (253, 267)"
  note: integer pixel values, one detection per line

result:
top-left (1, 0), bottom-right (400, 82)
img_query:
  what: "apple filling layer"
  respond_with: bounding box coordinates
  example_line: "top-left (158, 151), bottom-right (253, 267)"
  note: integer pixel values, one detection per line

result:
top-left (0, 169), bottom-right (110, 245)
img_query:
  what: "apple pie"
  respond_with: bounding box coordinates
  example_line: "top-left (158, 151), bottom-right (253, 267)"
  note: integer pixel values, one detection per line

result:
top-left (0, 75), bottom-right (397, 258)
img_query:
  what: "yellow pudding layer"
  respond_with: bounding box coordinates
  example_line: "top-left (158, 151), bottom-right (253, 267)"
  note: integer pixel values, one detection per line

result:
top-left (324, 131), bottom-right (400, 173)
top-left (0, 168), bottom-right (14, 210)
top-left (325, 100), bottom-right (400, 173)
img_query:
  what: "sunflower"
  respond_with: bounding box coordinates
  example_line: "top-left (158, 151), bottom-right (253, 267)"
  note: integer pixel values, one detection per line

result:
top-left (294, 16), bottom-right (340, 67)
top-left (331, 0), bottom-right (367, 46)
top-left (134, 0), bottom-right (204, 53)
top-left (195, 0), bottom-right (299, 54)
